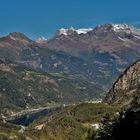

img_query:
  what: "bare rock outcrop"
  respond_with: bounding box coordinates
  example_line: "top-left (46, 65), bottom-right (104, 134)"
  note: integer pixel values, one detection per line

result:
top-left (104, 59), bottom-right (140, 110)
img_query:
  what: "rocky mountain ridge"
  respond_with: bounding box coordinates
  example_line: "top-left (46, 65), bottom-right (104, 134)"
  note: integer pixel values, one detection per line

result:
top-left (46, 23), bottom-right (140, 54)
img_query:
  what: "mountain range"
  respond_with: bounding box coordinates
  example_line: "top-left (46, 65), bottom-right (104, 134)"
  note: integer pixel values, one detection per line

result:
top-left (0, 23), bottom-right (140, 140)
top-left (0, 23), bottom-right (140, 114)
top-left (0, 24), bottom-right (140, 94)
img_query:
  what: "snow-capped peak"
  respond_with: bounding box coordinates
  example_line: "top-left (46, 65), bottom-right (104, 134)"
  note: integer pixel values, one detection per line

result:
top-left (36, 36), bottom-right (47, 43)
top-left (94, 23), bottom-right (140, 35)
top-left (112, 24), bottom-right (132, 32)
top-left (112, 24), bottom-right (140, 37)
top-left (76, 28), bottom-right (93, 34)
top-left (55, 27), bottom-right (93, 36)
top-left (57, 28), bottom-right (70, 36)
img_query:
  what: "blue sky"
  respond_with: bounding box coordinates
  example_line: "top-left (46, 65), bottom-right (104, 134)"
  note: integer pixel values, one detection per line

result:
top-left (0, 0), bottom-right (140, 39)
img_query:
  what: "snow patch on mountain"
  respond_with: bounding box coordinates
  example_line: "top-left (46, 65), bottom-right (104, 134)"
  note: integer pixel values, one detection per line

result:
top-left (9, 35), bottom-right (16, 41)
top-left (76, 28), bottom-right (93, 34)
top-left (113, 24), bottom-right (130, 31)
top-left (55, 27), bottom-right (93, 36)
top-left (36, 36), bottom-right (47, 43)
top-left (112, 24), bottom-right (140, 34)
top-left (57, 28), bottom-right (70, 36)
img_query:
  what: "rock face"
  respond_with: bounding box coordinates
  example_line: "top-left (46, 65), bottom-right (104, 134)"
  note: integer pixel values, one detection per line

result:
top-left (104, 59), bottom-right (140, 110)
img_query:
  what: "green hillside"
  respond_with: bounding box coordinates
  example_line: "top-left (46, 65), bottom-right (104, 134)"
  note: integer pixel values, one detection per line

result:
top-left (27, 103), bottom-right (118, 140)
top-left (0, 59), bottom-right (101, 117)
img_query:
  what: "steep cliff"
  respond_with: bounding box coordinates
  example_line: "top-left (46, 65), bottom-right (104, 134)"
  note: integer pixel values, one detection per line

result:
top-left (104, 59), bottom-right (140, 110)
